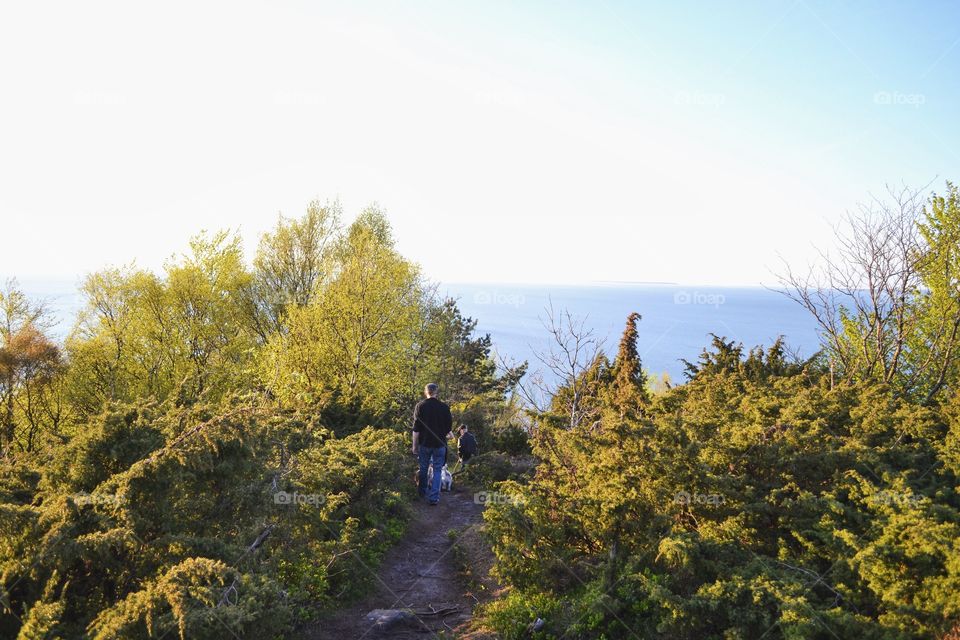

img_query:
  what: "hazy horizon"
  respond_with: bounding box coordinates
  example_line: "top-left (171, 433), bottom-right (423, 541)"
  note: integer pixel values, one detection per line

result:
top-left (10, 276), bottom-right (822, 383)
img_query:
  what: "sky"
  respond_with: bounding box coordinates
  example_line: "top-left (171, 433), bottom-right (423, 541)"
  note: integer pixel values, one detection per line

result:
top-left (1, 0), bottom-right (958, 286)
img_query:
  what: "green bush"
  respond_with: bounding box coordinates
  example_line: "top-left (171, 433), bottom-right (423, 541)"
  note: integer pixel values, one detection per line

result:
top-left (490, 423), bottom-right (530, 456)
top-left (459, 451), bottom-right (515, 488)
top-left (481, 589), bottom-right (564, 640)
top-left (482, 336), bottom-right (960, 639)
top-left (0, 398), bottom-right (410, 639)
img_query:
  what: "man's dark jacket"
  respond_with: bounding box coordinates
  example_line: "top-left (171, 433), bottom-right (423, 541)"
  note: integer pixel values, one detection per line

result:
top-left (412, 397), bottom-right (452, 449)
top-left (458, 432), bottom-right (478, 458)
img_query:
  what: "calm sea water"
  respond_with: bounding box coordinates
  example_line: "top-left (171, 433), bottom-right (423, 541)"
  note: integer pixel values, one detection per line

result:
top-left (15, 278), bottom-right (822, 384)
top-left (441, 283), bottom-right (821, 383)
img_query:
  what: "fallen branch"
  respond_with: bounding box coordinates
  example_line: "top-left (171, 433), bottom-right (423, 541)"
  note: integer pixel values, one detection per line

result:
top-left (412, 604), bottom-right (460, 617)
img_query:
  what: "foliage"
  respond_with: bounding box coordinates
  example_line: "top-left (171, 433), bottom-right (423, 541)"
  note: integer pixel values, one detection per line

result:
top-left (480, 589), bottom-right (564, 640)
top-left (260, 209), bottom-right (426, 421)
top-left (0, 396), bottom-right (409, 639)
top-left (0, 280), bottom-right (64, 453)
top-left (912, 182), bottom-right (960, 403)
top-left (251, 199), bottom-right (340, 337)
top-left (454, 391), bottom-right (531, 456)
top-left (259, 208), bottom-right (520, 430)
top-left (779, 182), bottom-right (960, 403)
top-left (0, 201), bottom-right (519, 638)
top-left (483, 314), bottom-right (960, 639)
top-left (459, 451), bottom-right (517, 488)
top-left (65, 231), bottom-right (257, 417)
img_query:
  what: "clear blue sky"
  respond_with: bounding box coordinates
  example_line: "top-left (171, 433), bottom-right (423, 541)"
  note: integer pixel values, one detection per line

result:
top-left (1, 0), bottom-right (958, 285)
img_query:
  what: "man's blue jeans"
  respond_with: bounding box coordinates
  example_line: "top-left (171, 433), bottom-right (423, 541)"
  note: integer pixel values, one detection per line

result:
top-left (418, 445), bottom-right (446, 503)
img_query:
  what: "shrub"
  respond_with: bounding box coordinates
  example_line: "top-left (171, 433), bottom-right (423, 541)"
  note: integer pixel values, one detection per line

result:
top-left (483, 357), bottom-right (960, 638)
top-left (0, 398), bottom-right (410, 639)
top-left (481, 589), bottom-right (564, 640)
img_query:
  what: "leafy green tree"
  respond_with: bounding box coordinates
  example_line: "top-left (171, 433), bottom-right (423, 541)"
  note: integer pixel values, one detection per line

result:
top-left (258, 207), bottom-right (518, 428)
top-left (912, 182), bottom-right (960, 403)
top-left (417, 297), bottom-right (524, 403)
top-left (251, 200), bottom-right (341, 338)
top-left (66, 231), bottom-right (257, 417)
top-left (261, 208), bottom-right (426, 419)
top-left (65, 266), bottom-right (146, 414)
top-left (162, 231), bottom-right (257, 399)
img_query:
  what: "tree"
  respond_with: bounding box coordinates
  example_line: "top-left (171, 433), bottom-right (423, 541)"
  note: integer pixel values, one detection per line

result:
top-left (778, 183), bottom-right (960, 402)
top-left (261, 208), bottom-right (427, 421)
top-left (0, 281), bottom-right (60, 453)
top-left (607, 312), bottom-right (649, 417)
top-left (912, 182), bottom-right (960, 403)
top-left (414, 297), bottom-right (525, 403)
top-left (521, 302), bottom-right (606, 429)
top-left (66, 266), bottom-right (152, 414)
top-left (163, 230), bottom-right (257, 398)
top-left (9, 325), bottom-right (63, 451)
top-left (252, 200), bottom-right (341, 337)
top-left (65, 231), bottom-right (257, 416)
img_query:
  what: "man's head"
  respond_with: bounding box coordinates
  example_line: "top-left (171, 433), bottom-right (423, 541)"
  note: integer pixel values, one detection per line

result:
top-left (424, 383), bottom-right (439, 398)
top-left (458, 424), bottom-right (468, 434)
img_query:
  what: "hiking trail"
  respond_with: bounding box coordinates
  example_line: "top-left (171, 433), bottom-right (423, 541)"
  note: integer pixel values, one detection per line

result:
top-left (300, 484), bottom-right (498, 639)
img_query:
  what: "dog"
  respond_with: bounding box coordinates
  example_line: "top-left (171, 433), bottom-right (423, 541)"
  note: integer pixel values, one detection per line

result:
top-left (417, 463), bottom-right (454, 492)
top-left (439, 464), bottom-right (453, 492)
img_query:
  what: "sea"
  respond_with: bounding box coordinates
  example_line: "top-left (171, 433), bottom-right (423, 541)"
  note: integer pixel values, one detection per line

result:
top-left (15, 278), bottom-right (822, 384)
top-left (440, 283), bottom-right (821, 383)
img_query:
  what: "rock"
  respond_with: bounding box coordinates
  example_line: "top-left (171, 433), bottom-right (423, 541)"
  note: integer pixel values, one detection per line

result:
top-left (364, 608), bottom-right (417, 632)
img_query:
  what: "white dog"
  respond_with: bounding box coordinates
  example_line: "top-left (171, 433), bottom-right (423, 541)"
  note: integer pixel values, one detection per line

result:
top-left (426, 463), bottom-right (454, 492)
top-left (440, 464), bottom-right (453, 492)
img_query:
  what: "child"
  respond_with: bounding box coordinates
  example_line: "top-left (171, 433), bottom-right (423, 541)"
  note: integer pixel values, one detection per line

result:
top-left (454, 424), bottom-right (478, 473)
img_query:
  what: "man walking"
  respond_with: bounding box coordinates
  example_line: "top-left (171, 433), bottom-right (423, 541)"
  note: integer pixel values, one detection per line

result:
top-left (412, 383), bottom-right (452, 505)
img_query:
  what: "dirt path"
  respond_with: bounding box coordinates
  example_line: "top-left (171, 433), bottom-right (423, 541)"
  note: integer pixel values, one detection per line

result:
top-left (300, 486), bottom-right (492, 639)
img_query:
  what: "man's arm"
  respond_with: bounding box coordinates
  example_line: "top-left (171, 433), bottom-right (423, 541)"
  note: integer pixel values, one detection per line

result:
top-left (411, 402), bottom-right (422, 454)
